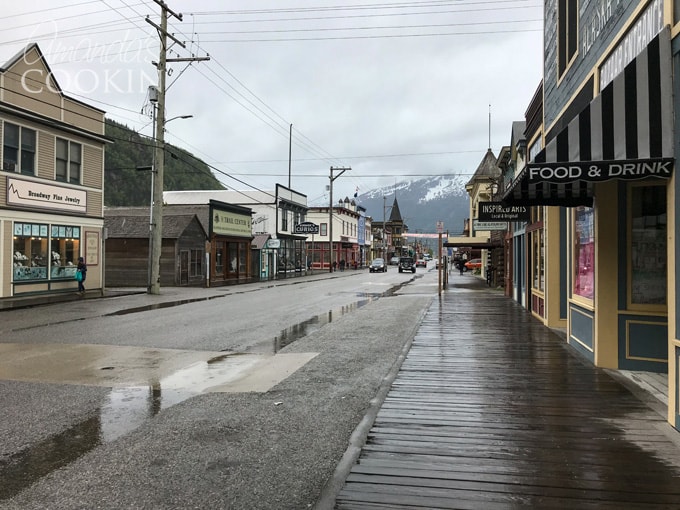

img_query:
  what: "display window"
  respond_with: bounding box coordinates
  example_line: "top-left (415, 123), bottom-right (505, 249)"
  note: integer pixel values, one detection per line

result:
top-left (13, 222), bottom-right (80, 281)
top-left (629, 184), bottom-right (666, 308)
top-left (573, 206), bottom-right (594, 300)
top-left (531, 228), bottom-right (545, 292)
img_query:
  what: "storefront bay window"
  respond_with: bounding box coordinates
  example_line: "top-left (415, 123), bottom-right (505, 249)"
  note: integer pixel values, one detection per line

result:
top-left (630, 184), bottom-right (666, 307)
top-left (13, 222), bottom-right (80, 281)
top-left (573, 206), bottom-right (594, 300)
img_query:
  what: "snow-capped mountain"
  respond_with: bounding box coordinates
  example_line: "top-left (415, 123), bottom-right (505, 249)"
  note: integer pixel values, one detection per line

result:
top-left (356, 175), bottom-right (470, 235)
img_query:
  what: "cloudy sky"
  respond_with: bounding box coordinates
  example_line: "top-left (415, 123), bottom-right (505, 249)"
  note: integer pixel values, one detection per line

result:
top-left (1, 0), bottom-right (543, 206)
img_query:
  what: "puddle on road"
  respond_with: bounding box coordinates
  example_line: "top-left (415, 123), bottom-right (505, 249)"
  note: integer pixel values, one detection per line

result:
top-left (274, 298), bottom-right (374, 352)
top-left (0, 282), bottom-right (416, 501)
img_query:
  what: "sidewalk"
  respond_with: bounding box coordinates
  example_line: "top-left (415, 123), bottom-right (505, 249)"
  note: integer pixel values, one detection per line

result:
top-left (0, 268), bottom-right (358, 312)
top-left (329, 277), bottom-right (680, 509)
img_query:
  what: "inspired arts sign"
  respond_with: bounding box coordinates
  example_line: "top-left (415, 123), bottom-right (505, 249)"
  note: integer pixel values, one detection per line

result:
top-left (478, 202), bottom-right (530, 221)
top-left (526, 158), bottom-right (674, 184)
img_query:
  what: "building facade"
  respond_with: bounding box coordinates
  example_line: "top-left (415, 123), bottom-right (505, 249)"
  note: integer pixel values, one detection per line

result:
top-left (502, 0), bottom-right (679, 429)
top-left (1, 44), bottom-right (108, 301)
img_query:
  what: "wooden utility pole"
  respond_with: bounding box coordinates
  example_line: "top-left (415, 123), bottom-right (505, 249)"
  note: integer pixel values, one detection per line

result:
top-left (146, 0), bottom-right (209, 294)
top-left (329, 166), bottom-right (351, 273)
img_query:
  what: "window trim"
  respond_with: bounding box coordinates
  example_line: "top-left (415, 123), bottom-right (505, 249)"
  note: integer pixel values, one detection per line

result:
top-left (3, 122), bottom-right (36, 175)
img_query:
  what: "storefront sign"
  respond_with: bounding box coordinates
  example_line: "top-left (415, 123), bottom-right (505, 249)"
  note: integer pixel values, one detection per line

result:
top-left (266, 239), bottom-right (280, 249)
top-left (478, 202), bottom-right (530, 221)
top-left (7, 177), bottom-right (87, 213)
top-left (293, 222), bottom-right (319, 234)
top-left (473, 220), bottom-right (508, 231)
top-left (212, 209), bottom-right (252, 237)
top-left (526, 158), bottom-right (673, 183)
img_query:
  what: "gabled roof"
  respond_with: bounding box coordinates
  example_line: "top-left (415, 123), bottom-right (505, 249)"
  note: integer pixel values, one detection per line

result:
top-left (104, 207), bottom-right (207, 239)
top-left (466, 148), bottom-right (501, 186)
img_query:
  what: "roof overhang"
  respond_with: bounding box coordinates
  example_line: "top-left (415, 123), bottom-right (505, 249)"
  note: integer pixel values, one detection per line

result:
top-left (502, 29), bottom-right (673, 208)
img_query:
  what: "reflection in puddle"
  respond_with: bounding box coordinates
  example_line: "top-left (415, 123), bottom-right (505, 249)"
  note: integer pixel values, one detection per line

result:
top-left (273, 298), bottom-right (374, 352)
top-left (0, 352), bottom-right (253, 501)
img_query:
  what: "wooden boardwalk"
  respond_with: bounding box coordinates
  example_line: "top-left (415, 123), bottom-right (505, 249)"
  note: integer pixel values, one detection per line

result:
top-left (335, 279), bottom-right (680, 509)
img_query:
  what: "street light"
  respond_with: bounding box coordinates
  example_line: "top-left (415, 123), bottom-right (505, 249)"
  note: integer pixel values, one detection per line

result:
top-left (329, 166), bottom-right (351, 273)
top-left (147, 85), bottom-right (192, 294)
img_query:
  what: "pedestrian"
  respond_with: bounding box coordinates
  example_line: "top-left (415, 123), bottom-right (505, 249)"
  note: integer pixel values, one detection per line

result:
top-left (458, 259), bottom-right (465, 276)
top-left (339, 259), bottom-right (346, 271)
top-left (76, 256), bottom-right (87, 295)
top-left (332, 260), bottom-right (337, 272)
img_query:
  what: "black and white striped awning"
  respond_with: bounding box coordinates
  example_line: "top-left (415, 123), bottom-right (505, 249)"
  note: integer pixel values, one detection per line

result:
top-left (503, 29), bottom-right (674, 207)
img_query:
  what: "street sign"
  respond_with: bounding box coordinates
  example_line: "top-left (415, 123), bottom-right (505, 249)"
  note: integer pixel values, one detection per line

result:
top-left (436, 221), bottom-right (444, 233)
top-left (293, 222), bottom-right (319, 235)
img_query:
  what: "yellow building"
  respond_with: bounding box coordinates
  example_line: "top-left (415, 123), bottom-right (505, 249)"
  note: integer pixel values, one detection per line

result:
top-left (1, 44), bottom-right (108, 301)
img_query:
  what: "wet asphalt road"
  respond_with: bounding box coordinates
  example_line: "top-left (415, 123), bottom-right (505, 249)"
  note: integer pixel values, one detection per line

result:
top-left (0, 267), bottom-right (442, 509)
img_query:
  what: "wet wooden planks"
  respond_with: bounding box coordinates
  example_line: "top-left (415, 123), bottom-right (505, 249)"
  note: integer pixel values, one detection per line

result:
top-left (335, 286), bottom-right (680, 509)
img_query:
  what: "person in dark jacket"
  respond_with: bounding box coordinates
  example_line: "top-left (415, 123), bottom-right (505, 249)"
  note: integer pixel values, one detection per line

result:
top-left (76, 256), bottom-right (87, 295)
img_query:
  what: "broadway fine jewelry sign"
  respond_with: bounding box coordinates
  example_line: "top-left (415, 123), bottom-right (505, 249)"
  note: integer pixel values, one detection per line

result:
top-left (293, 222), bottom-right (319, 234)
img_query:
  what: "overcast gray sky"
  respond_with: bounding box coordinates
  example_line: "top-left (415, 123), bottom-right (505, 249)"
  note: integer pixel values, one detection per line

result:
top-left (1, 0), bottom-right (543, 205)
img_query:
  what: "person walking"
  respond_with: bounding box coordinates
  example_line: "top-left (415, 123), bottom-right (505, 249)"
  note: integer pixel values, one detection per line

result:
top-left (76, 256), bottom-right (87, 295)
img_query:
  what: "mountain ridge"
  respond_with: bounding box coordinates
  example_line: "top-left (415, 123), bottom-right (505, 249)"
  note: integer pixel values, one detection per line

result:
top-left (355, 175), bottom-right (470, 235)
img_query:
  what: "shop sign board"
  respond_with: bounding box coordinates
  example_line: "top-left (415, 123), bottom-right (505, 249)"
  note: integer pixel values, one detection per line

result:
top-left (212, 209), bottom-right (252, 237)
top-left (7, 177), bottom-right (87, 213)
top-left (478, 201), bottom-right (530, 221)
top-left (293, 221), bottom-right (319, 234)
top-left (474, 220), bottom-right (508, 231)
top-left (266, 239), bottom-right (281, 249)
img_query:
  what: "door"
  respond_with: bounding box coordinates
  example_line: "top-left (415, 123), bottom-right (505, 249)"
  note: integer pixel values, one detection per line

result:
top-left (179, 250), bottom-right (189, 286)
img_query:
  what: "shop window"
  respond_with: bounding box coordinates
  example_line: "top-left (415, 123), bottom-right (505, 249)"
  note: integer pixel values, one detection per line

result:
top-left (56, 138), bottom-right (82, 184)
top-left (215, 243), bottom-right (224, 276)
top-left (558, 0), bottom-right (578, 77)
top-left (13, 223), bottom-right (50, 281)
top-left (239, 244), bottom-right (248, 273)
top-left (3, 122), bottom-right (36, 175)
top-left (190, 249), bottom-right (202, 277)
top-left (49, 225), bottom-right (81, 279)
top-left (229, 243), bottom-right (238, 274)
top-left (630, 184), bottom-right (666, 306)
top-left (573, 206), bottom-right (594, 300)
top-left (532, 228), bottom-right (545, 291)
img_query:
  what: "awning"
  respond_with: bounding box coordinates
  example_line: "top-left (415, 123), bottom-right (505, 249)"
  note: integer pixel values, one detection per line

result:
top-left (444, 237), bottom-right (502, 249)
top-left (503, 29), bottom-right (673, 207)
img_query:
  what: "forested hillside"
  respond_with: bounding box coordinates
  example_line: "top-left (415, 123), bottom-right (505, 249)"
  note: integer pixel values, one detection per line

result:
top-left (104, 119), bottom-right (224, 206)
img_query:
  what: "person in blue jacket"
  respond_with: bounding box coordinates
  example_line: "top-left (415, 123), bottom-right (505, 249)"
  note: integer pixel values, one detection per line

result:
top-left (76, 256), bottom-right (87, 295)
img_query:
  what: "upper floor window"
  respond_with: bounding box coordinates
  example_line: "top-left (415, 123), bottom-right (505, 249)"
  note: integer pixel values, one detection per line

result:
top-left (56, 138), bottom-right (81, 184)
top-left (3, 122), bottom-right (36, 175)
top-left (558, 0), bottom-right (578, 76)
top-left (281, 208), bottom-right (288, 231)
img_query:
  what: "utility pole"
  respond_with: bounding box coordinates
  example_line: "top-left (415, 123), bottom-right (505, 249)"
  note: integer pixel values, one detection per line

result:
top-left (329, 166), bottom-right (351, 273)
top-left (146, 0), bottom-right (209, 295)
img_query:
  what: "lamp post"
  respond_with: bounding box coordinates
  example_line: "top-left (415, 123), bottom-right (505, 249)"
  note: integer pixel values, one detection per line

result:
top-left (147, 87), bottom-right (192, 294)
top-left (328, 166), bottom-right (351, 273)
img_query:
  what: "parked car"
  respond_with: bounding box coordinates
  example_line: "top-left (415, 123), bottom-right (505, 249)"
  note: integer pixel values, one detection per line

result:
top-left (416, 259), bottom-right (427, 268)
top-left (398, 257), bottom-right (416, 273)
top-left (389, 256), bottom-right (400, 265)
top-left (369, 258), bottom-right (387, 273)
top-left (465, 258), bottom-right (482, 270)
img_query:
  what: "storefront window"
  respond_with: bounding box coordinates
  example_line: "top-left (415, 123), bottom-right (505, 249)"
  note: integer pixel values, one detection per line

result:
top-left (49, 225), bottom-right (80, 279)
top-left (574, 206), bottom-right (594, 300)
top-left (215, 243), bottom-right (224, 276)
top-left (12, 223), bottom-right (47, 281)
top-left (239, 244), bottom-right (248, 273)
top-left (532, 229), bottom-right (545, 291)
top-left (630, 185), bottom-right (666, 305)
